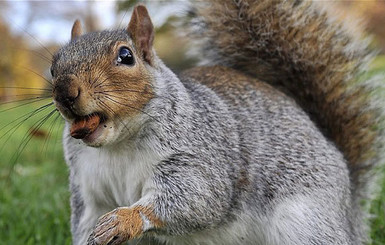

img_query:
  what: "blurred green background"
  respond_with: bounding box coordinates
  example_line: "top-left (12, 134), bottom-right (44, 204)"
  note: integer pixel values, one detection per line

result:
top-left (0, 0), bottom-right (385, 244)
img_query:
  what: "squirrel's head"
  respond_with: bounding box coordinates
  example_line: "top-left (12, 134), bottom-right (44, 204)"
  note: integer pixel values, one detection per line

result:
top-left (51, 5), bottom-right (156, 147)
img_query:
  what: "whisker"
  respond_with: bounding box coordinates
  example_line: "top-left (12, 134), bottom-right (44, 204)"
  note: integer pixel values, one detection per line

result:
top-left (12, 46), bottom-right (52, 63)
top-left (4, 16), bottom-right (54, 58)
top-left (97, 100), bottom-right (132, 133)
top-left (95, 90), bottom-right (155, 100)
top-left (96, 89), bottom-right (155, 96)
top-left (119, 10), bottom-right (128, 29)
top-left (93, 69), bottom-right (150, 89)
top-left (96, 86), bottom-right (172, 104)
top-left (0, 97), bottom-right (52, 113)
top-left (14, 109), bottom-right (57, 153)
top-left (0, 93), bottom-right (51, 101)
top-left (18, 65), bottom-right (53, 87)
top-left (0, 104), bottom-right (56, 173)
top-left (0, 102), bottom-right (55, 140)
top-left (90, 68), bottom-right (106, 88)
top-left (41, 111), bottom-right (62, 157)
top-left (52, 113), bottom-right (64, 149)
top-left (9, 109), bottom-right (58, 171)
top-left (91, 63), bottom-right (113, 88)
top-left (1, 93), bottom-right (49, 97)
top-left (97, 100), bottom-right (114, 117)
top-left (0, 86), bottom-right (51, 91)
top-left (95, 75), bottom-right (154, 88)
top-left (103, 96), bottom-right (161, 124)
top-left (94, 74), bottom-right (111, 88)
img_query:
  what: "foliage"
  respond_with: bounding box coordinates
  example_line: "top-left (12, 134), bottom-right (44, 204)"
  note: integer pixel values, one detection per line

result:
top-left (338, 1), bottom-right (385, 53)
top-left (117, 0), bottom-right (142, 12)
top-left (0, 21), bottom-right (45, 101)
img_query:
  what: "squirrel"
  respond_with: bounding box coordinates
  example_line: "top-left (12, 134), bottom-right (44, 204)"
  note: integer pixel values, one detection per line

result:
top-left (49, 1), bottom-right (384, 245)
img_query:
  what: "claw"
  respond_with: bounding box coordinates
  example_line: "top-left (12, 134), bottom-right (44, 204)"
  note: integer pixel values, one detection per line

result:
top-left (87, 206), bottom-right (162, 245)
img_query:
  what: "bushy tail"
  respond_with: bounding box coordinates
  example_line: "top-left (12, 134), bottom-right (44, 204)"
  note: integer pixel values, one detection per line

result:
top-left (191, 0), bottom-right (384, 234)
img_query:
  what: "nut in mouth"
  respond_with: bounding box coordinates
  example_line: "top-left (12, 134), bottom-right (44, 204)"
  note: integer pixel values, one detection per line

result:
top-left (70, 112), bottom-right (106, 139)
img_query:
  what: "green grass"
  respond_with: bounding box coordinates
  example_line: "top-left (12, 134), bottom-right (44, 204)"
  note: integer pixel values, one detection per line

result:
top-left (0, 57), bottom-right (385, 244)
top-left (0, 101), bottom-right (70, 244)
top-left (371, 179), bottom-right (385, 244)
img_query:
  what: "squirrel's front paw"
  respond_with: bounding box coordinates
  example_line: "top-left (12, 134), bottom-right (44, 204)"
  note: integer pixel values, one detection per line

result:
top-left (87, 206), bottom-right (162, 245)
top-left (88, 207), bottom-right (142, 245)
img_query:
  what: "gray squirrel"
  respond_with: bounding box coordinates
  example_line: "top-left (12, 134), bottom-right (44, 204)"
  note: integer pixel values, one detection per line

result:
top-left (50, 1), bottom-right (384, 244)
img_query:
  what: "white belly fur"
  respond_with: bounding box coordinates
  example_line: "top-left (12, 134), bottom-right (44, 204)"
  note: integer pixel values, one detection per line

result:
top-left (69, 141), bottom-right (162, 244)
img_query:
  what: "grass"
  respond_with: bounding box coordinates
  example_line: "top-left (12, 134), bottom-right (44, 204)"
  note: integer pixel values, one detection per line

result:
top-left (371, 178), bottom-right (385, 244)
top-left (369, 56), bottom-right (385, 244)
top-left (0, 57), bottom-right (384, 244)
top-left (0, 101), bottom-right (70, 244)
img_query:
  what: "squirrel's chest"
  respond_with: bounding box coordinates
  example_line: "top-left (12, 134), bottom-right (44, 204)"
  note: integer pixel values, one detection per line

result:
top-left (73, 147), bottom-right (155, 209)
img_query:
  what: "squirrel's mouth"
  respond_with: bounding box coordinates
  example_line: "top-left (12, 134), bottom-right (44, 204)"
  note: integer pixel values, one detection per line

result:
top-left (70, 112), bottom-right (107, 140)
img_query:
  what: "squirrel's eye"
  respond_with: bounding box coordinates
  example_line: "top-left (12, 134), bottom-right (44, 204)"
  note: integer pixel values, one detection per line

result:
top-left (50, 66), bottom-right (54, 77)
top-left (117, 47), bottom-right (134, 66)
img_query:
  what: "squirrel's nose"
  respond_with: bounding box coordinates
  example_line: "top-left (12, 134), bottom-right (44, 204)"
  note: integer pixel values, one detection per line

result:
top-left (53, 76), bottom-right (81, 109)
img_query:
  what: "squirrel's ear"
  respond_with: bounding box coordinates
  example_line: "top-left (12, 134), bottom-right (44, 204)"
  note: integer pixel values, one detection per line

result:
top-left (127, 5), bottom-right (154, 65)
top-left (71, 19), bottom-right (83, 41)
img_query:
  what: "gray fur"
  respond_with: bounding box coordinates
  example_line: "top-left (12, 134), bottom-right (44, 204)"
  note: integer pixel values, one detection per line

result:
top-left (60, 59), bottom-right (360, 244)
